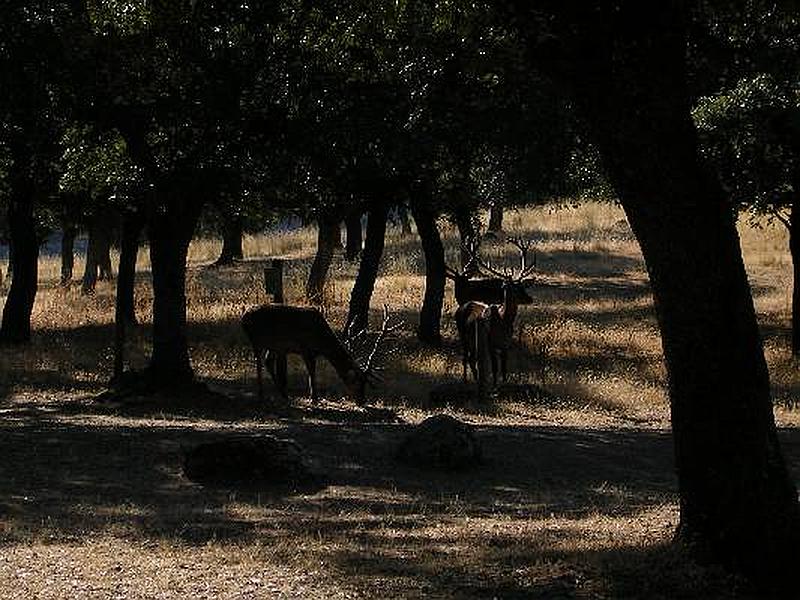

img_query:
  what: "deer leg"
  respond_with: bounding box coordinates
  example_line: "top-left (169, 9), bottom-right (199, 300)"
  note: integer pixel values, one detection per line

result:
top-left (490, 350), bottom-right (498, 387)
top-left (501, 349), bottom-right (508, 383)
top-left (265, 351), bottom-right (288, 398)
top-left (254, 349), bottom-right (264, 401)
top-left (302, 354), bottom-right (318, 400)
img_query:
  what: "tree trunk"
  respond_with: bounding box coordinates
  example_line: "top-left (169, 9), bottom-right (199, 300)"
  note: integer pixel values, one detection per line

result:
top-left (344, 210), bottom-right (363, 261)
top-left (146, 205), bottom-right (199, 385)
top-left (488, 203), bottom-right (504, 233)
top-left (113, 210), bottom-right (144, 380)
top-left (306, 210), bottom-right (340, 305)
top-left (0, 167), bottom-right (38, 345)
top-left (454, 206), bottom-right (479, 276)
top-left (118, 210), bottom-right (143, 327)
top-left (346, 203), bottom-right (388, 332)
top-left (398, 203), bottom-right (412, 235)
top-left (60, 224), bottom-right (76, 285)
top-left (82, 214), bottom-right (113, 293)
top-left (548, 3), bottom-right (800, 588)
top-left (411, 201), bottom-right (445, 346)
top-left (81, 222), bottom-right (99, 294)
top-left (214, 213), bottom-right (244, 266)
top-left (97, 226), bottom-right (113, 281)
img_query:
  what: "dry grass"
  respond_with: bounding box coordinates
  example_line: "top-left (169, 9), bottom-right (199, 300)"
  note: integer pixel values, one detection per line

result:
top-left (0, 201), bottom-right (797, 598)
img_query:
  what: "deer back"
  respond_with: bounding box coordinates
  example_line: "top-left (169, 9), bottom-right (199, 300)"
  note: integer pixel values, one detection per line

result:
top-left (242, 305), bottom-right (363, 379)
top-left (454, 276), bottom-right (505, 306)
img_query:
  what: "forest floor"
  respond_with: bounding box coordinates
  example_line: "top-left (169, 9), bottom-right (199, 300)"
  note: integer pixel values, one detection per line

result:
top-left (0, 202), bottom-right (798, 598)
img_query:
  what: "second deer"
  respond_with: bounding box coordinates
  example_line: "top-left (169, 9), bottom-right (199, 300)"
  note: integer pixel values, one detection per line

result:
top-left (455, 237), bottom-right (536, 395)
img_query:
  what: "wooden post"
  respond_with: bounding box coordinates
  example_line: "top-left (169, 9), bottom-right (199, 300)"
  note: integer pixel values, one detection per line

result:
top-left (264, 259), bottom-right (288, 394)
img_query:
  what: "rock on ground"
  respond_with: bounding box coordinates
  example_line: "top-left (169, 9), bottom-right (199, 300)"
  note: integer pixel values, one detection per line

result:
top-left (183, 435), bottom-right (312, 487)
top-left (396, 414), bottom-right (483, 470)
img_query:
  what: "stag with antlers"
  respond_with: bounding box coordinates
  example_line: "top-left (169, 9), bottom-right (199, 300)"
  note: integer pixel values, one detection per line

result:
top-left (242, 304), bottom-right (401, 402)
top-left (455, 237), bottom-right (537, 394)
top-left (445, 236), bottom-right (535, 306)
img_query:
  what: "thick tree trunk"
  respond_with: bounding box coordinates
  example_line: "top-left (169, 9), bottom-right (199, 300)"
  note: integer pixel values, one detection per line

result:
top-left (60, 224), bottom-right (76, 285)
top-left (146, 205), bottom-right (199, 385)
top-left (344, 210), bottom-right (363, 261)
top-left (488, 203), bottom-right (504, 233)
top-left (214, 214), bottom-right (244, 266)
top-left (0, 169), bottom-right (38, 345)
top-left (411, 202), bottom-right (445, 346)
top-left (306, 210), bottom-right (340, 305)
top-left (548, 3), bottom-right (800, 588)
top-left (346, 203), bottom-right (388, 332)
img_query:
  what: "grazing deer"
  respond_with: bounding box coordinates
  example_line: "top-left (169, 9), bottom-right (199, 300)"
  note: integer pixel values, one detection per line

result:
top-left (241, 304), bottom-right (399, 402)
top-left (455, 237), bottom-right (536, 394)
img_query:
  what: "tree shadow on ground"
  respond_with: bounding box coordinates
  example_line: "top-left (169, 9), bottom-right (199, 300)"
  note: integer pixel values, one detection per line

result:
top-left (1, 396), bottom-right (794, 597)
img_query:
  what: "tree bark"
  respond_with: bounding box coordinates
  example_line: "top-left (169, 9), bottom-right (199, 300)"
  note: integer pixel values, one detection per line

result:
top-left (146, 201), bottom-right (200, 385)
top-left (488, 203), bottom-right (504, 233)
top-left (113, 210), bottom-right (144, 380)
top-left (214, 213), bottom-right (244, 266)
top-left (453, 205), bottom-right (479, 276)
top-left (344, 210), bottom-right (363, 261)
top-left (398, 203), bottom-right (413, 235)
top-left (81, 224), bottom-right (99, 294)
top-left (543, 2), bottom-right (800, 588)
top-left (0, 163), bottom-right (38, 345)
top-left (97, 227), bottom-right (113, 281)
top-left (346, 203), bottom-right (388, 332)
top-left (118, 210), bottom-right (143, 327)
top-left (60, 223), bottom-right (76, 285)
top-left (305, 210), bottom-right (340, 305)
top-left (82, 213), bottom-right (114, 294)
top-left (411, 201), bottom-right (445, 346)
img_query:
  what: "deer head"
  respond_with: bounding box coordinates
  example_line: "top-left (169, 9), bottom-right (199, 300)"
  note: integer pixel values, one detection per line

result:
top-left (466, 236), bottom-right (537, 305)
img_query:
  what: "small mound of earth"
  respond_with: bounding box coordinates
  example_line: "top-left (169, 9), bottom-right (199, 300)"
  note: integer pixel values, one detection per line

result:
top-left (183, 435), bottom-right (313, 487)
top-left (396, 414), bottom-right (483, 470)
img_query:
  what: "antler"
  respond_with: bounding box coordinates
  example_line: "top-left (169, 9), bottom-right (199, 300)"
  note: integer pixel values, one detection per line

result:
top-left (467, 235), bottom-right (538, 281)
top-left (507, 236), bottom-right (537, 279)
top-left (343, 317), bottom-right (368, 354)
top-left (363, 305), bottom-right (404, 380)
top-left (466, 241), bottom-right (512, 280)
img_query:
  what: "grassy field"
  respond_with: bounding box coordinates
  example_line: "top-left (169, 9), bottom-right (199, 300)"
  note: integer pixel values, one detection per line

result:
top-left (0, 202), bottom-right (798, 598)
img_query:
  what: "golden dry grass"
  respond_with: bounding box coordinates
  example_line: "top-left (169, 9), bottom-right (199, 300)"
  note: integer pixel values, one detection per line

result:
top-left (0, 201), bottom-right (797, 598)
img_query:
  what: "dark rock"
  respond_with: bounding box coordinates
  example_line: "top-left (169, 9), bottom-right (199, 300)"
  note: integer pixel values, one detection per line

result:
top-left (183, 435), bottom-right (312, 487)
top-left (396, 414), bottom-right (483, 470)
